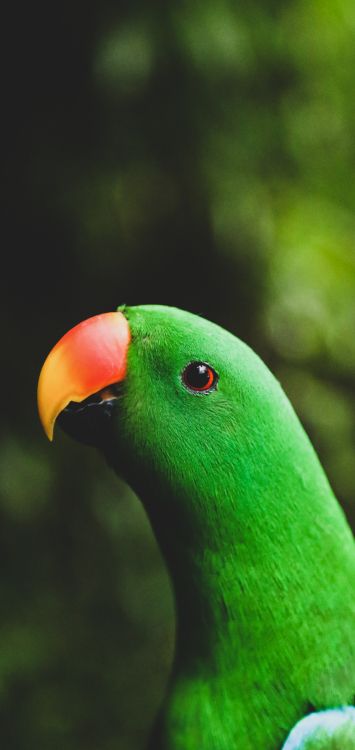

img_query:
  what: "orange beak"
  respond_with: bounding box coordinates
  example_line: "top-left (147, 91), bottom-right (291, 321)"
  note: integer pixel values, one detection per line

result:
top-left (37, 311), bottom-right (131, 441)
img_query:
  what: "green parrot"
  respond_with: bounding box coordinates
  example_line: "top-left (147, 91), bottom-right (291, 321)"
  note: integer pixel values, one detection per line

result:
top-left (37, 305), bottom-right (355, 750)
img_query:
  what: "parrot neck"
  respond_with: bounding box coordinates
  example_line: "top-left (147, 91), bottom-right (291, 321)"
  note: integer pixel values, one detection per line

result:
top-left (115, 444), bottom-right (354, 677)
top-left (107, 413), bottom-right (355, 749)
top-left (154, 512), bottom-right (251, 664)
top-left (140, 476), bottom-right (354, 750)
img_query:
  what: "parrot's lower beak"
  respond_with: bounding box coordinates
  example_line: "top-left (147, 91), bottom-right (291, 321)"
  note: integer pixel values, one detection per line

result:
top-left (37, 311), bottom-right (131, 441)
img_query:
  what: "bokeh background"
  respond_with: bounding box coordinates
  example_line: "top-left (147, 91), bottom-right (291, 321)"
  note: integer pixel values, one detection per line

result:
top-left (2, 1), bottom-right (355, 748)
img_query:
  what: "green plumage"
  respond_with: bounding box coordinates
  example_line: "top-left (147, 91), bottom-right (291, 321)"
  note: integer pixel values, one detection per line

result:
top-left (54, 306), bottom-right (355, 750)
top-left (100, 305), bottom-right (355, 750)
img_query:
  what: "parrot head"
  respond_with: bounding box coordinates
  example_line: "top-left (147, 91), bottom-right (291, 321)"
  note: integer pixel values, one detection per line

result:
top-left (38, 302), bottom-right (334, 574)
top-left (38, 304), bottom-right (306, 540)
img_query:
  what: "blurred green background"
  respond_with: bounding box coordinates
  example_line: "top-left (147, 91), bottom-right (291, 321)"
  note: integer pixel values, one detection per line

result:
top-left (2, 1), bottom-right (355, 748)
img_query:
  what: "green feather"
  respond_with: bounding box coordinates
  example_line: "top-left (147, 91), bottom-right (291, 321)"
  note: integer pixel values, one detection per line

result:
top-left (92, 306), bottom-right (355, 748)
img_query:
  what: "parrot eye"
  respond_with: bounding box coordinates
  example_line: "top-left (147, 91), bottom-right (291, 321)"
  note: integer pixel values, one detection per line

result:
top-left (182, 362), bottom-right (218, 393)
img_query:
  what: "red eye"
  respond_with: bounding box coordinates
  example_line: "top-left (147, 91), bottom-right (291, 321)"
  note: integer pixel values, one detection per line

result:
top-left (182, 362), bottom-right (218, 393)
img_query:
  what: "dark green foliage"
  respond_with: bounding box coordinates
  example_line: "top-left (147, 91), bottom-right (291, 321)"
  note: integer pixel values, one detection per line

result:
top-left (2, 0), bottom-right (355, 747)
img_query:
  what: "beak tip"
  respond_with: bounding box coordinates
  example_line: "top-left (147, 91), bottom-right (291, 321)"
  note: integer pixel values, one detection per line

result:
top-left (38, 410), bottom-right (54, 442)
top-left (47, 427), bottom-right (54, 442)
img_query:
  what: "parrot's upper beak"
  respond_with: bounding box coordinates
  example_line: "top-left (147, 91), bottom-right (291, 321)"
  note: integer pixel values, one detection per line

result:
top-left (37, 311), bottom-right (131, 441)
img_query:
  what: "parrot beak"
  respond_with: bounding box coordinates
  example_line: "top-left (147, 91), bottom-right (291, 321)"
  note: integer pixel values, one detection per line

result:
top-left (37, 311), bottom-right (131, 441)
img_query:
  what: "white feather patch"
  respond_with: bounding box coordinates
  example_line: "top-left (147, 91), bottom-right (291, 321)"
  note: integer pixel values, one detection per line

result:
top-left (281, 707), bottom-right (355, 749)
